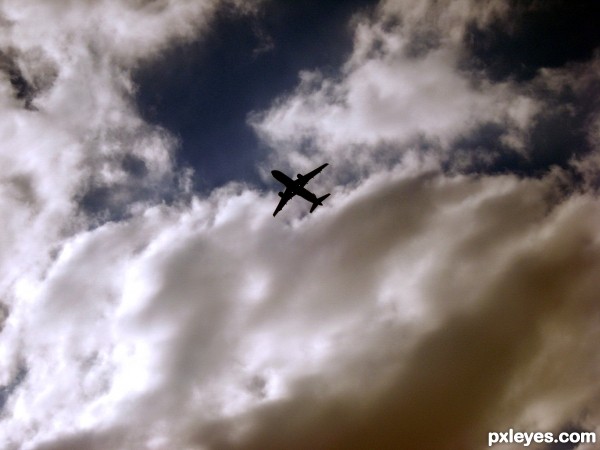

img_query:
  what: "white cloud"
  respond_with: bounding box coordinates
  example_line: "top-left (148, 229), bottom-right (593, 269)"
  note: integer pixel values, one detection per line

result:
top-left (0, 0), bottom-right (249, 447)
top-left (4, 159), bottom-right (600, 449)
top-left (250, 0), bottom-right (538, 177)
top-left (191, 171), bottom-right (600, 450)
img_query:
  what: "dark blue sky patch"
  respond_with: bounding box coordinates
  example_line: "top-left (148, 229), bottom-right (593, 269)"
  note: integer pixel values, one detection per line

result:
top-left (464, 0), bottom-right (600, 82)
top-left (447, 67), bottom-right (598, 180)
top-left (444, 122), bottom-right (523, 176)
top-left (78, 180), bottom-right (182, 224)
top-left (446, 107), bottom-right (593, 180)
top-left (133, 0), bottom-right (378, 192)
top-left (527, 108), bottom-right (589, 170)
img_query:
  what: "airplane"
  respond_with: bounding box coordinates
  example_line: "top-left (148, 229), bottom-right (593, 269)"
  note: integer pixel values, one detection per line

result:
top-left (271, 163), bottom-right (330, 216)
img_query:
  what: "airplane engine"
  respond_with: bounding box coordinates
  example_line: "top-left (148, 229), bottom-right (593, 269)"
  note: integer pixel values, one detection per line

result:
top-left (278, 192), bottom-right (284, 197)
top-left (297, 174), bottom-right (303, 180)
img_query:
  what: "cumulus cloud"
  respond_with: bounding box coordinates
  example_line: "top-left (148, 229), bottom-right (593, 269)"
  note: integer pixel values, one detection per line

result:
top-left (0, 0), bottom-right (228, 308)
top-left (250, 0), bottom-right (538, 178)
top-left (1, 0), bottom-right (600, 449)
top-left (0, 0), bottom-right (249, 447)
top-left (8, 158), bottom-right (600, 449)
top-left (192, 167), bottom-right (600, 450)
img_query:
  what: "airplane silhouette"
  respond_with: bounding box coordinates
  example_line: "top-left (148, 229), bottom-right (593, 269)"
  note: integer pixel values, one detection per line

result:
top-left (271, 163), bottom-right (330, 216)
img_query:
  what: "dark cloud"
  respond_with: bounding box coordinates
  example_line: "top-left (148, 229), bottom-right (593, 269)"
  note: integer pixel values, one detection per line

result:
top-left (403, 27), bottom-right (442, 58)
top-left (121, 154), bottom-right (149, 178)
top-left (0, 366), bottom-right (26, 414)
top-left (0, 48), bottom-right (57, 109)
top-left (0, 302), bottom-right (8, 332)
top-left (0, 50), bottom-right (37, 109)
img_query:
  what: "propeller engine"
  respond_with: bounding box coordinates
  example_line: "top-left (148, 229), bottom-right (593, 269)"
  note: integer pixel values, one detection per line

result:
top-left (278, 192), bottom-right (284, 197)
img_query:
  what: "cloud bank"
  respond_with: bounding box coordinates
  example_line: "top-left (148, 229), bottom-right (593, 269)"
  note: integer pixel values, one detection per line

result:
top-left (1, 1), bottom-right (599, 449)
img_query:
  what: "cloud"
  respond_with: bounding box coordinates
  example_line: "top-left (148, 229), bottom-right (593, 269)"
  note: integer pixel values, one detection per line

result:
top-left (0, 0), bottom-right (253, 447)
top-left (534, 54), bottom-right (600, 190)
top-left (249, 0), bottom-right (537, 178)
top-left (1, 0), bottom-right (600, 449)
top-left (190, 167), bottom-right (600, 450)
top-left (250, 0), bottom-right (600, 184)
top-left (0, 0), bottom-right (227, 306)
top-left (6, 161), bottom-right (600, 449)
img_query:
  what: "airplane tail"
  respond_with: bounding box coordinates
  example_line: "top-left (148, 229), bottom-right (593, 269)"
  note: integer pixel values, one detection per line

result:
top-left (310, 193), bottom-right (330, 213)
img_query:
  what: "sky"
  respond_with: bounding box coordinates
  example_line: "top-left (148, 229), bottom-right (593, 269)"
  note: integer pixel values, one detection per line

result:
top-left (0, 1), bottom-right (600, 449)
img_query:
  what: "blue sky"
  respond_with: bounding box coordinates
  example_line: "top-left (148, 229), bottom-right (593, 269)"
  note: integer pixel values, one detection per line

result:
top-left (1, 1), bottom-right (600, 449)
top-left (133, 0), bottom-right (376, 189)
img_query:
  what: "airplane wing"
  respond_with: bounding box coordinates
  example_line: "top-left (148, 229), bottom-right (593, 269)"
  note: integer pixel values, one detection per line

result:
top-left (297, 163), bottom-right (328, 187)
top-left (273, 189), bottom-right (294, 216)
